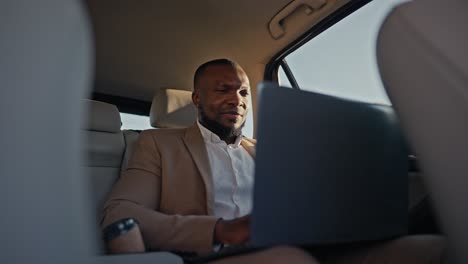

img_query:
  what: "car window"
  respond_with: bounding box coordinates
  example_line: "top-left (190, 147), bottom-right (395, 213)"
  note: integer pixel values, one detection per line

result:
top-left (278, 0), bottom-right (409, 105)
top-left (278, 66), bottom-right (293, 88)
top-left (120, 112), bottom-right (153, 130)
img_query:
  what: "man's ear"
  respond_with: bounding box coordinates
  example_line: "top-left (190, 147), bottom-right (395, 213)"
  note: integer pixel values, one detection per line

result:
top-left (192, 90), bottom-right (199, 107)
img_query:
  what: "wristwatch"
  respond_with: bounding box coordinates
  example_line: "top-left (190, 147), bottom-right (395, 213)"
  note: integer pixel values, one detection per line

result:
top-left (102, 218), bottom-right (138, 242)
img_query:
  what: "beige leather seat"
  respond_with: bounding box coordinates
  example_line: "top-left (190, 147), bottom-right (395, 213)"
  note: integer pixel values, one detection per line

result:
top-left (119, 88), bottom-right (197, 172)
top-left (1, 1), bottom-right (182, 263)
top-left (150, 88), bottom-right (197, 128)
top-left (83, 99), bottom-right (125, 215)
top-left (83, 99), bottom-right (148, 214)
top-left (377, 0), bottom-right (468, 262)
top-left (84, 89), bottom-right (196, 224)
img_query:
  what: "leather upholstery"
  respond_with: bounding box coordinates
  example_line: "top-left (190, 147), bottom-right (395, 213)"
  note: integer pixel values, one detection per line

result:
top-left (83, 100), bottom-right (125, 215)
top-left (84, 99), bottom-right (121, 133)
top-left (377, 0), bottom-right (468, 262)
top-left (0, 1), bottom-right (96, 262)
top-left (150, 88), bottom-right (197, 128)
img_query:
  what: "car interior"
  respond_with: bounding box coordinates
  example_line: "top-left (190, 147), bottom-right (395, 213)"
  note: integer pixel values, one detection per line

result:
top-left (2, 0), bottom-right (467, 263)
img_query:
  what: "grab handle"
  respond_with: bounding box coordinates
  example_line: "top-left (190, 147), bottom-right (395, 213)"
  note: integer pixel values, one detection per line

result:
top-left (269, 0), bottom-right (327, 39)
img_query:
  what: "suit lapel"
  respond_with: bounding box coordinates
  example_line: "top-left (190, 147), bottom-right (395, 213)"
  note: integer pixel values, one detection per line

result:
top-left (183, 124), bottom-right (214, 215)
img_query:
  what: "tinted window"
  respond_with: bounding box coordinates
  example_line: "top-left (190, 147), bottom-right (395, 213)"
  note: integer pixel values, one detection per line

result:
top-left (120, 113), bottom-right (153, 130)
top-left (279, 0), bottom-right (408, 105)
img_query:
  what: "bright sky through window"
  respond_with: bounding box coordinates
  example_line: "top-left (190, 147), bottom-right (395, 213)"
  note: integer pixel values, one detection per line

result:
top-left (282, 0), bottom-right (409, 105)
top-left (120, 113), bottom-right (153, 130)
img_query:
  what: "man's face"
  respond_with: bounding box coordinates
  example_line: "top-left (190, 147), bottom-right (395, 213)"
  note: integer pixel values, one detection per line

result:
top-left (193, 64), bottom-right (250, 133)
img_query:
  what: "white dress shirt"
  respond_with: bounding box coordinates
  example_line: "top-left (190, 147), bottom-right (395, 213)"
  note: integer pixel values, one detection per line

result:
top-left (197, 121), bottom-right (255, 220)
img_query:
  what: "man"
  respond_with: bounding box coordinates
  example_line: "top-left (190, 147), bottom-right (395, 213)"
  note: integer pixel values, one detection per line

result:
top-left (101, 59), bottom-right (316, 263)
top-left (101, 59), bottom-right (445, 263)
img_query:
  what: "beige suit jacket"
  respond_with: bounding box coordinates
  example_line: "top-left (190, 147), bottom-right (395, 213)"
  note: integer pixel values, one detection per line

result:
top-left (101, 123), bottom-right (256, 254)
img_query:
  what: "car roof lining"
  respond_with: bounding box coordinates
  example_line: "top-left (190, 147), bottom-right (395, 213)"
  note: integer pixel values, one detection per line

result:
top-left (85, 0), bottom-right (351, 109)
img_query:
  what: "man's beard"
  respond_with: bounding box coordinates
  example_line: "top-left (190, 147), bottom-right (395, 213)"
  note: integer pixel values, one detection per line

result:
top-left (198, 105), bottom-right (244, 141)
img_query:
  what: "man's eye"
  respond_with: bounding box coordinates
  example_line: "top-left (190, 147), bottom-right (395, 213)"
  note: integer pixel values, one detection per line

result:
top-left (240, 90), bottom-right (249, 96)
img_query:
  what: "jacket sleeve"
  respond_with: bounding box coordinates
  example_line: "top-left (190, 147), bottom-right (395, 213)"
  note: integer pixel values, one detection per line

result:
top-left (100, 130), bottom-right (218, 254)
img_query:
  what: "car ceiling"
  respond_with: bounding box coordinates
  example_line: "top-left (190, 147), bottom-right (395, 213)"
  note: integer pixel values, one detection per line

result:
top-left (85, 0), bottom-right (350, 103)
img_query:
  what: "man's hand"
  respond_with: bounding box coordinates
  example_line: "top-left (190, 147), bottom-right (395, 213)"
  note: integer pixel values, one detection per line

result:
top-left (214, 215), bottom-right (250, 245)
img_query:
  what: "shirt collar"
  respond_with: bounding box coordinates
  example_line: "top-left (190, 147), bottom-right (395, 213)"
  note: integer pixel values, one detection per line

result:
top-left (197, 120), bottom-right (242, 147)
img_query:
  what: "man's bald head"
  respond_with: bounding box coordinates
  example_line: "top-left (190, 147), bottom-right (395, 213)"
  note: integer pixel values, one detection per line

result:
top-left (193, 59), bottom-right (245, 92)
top-left (192, 59), bottom-right (250, 143)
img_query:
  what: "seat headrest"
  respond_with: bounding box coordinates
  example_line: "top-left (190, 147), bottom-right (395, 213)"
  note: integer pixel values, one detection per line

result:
top-left (150, 88), bottom-right (197, 128)
top-left (84, 99), bottom-right (121, 133)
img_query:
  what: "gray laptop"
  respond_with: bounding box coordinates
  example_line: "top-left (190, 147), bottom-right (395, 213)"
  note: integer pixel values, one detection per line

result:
top-left (187, 83), bottom-right (408, 262)
top-left (250, 82), bottom-right (408, 247)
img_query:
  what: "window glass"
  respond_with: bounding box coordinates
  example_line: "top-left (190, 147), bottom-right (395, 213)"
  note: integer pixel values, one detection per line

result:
top-left (281, 0), bottom-right (409, 105)
top-left (278, 66), bottom-right (293, 88)
top-left (120, 113), bottom-right (153, 130)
